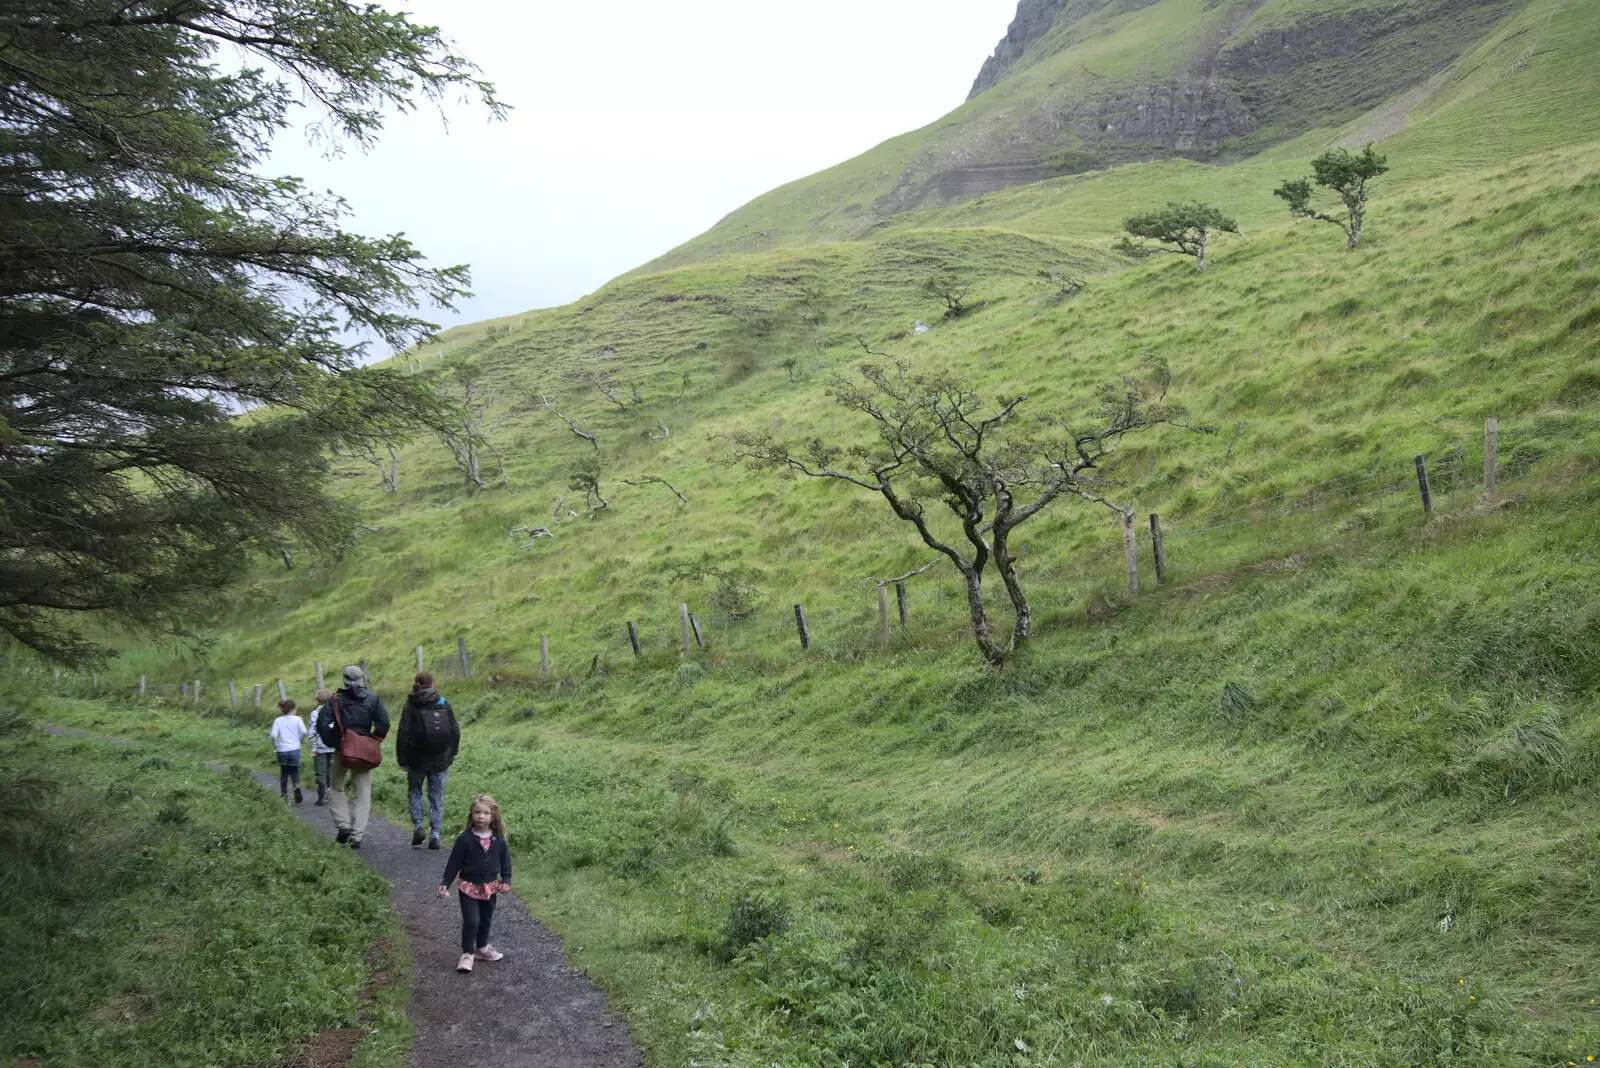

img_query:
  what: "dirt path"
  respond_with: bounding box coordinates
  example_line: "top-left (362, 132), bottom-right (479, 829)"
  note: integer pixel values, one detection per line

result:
top-left (44, 727), bottom-right (643, 1068)
top-left (279, 785), bottom-right (642, 1068)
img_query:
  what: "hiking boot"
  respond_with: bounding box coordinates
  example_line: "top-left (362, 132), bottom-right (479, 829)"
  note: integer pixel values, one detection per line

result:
top-left (349, 839), bottom-right (362, 850)
top-left (474, 945), bottom-right (504, 962)
top-left (412, 827), bottom-right (425, 847)
top-left (293, 787), bottom-right (303, 804)
top-left (457, 953), bottom-right (474, 973)
top-left (428, 835), bottom-right (441, 850)
top-left (335, 828), bottom-right (350, 844)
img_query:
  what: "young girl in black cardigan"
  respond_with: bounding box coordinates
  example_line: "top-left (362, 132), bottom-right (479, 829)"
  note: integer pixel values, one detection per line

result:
top-left (436, 794), bottom-right (512, 973)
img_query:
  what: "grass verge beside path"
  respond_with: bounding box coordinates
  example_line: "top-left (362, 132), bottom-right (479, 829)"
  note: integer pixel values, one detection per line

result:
top-left (0, 698), bottom-right (409, 1068)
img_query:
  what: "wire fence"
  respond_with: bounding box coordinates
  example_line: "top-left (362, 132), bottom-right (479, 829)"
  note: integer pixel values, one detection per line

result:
top-left (14, 409), bottom-right (1598, 710)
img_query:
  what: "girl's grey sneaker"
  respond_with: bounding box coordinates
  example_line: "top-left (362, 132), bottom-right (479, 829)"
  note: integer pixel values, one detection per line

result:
top-left (457, 953), bottom-right (474, 973)
top-left (412, 827), bottom-right (425, 847)
top-left (474, 945), bottom-right (504, 962)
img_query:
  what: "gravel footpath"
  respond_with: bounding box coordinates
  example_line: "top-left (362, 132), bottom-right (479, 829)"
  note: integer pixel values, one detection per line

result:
top-left (44, 727), bottom-right (643, 1068)
top-left (279, 785), bottom-right (643, 1068)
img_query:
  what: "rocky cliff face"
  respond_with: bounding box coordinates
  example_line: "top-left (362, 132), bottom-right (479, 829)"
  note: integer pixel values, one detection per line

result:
top-left (968, 0), bottom-right (1165, 99)
top-left (940, 0), bottom-right (1518, 208)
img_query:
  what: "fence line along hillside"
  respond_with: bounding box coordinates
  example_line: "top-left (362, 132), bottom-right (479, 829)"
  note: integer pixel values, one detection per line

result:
top-left (16, 409), bottom-right (1594, 708)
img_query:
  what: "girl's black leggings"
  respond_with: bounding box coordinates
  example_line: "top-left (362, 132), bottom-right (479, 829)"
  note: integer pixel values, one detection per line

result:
top-left (458, 892), bottom-right (496, 954)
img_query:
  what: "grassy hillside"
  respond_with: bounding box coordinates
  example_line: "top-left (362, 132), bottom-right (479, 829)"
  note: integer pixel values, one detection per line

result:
top-left (39, 0), bottom-right (1600, 1063)
top-left (122, 136), bottom-right (1600, 687)
top-left (62, 439), bottom-right (1600, 1064)
top-left (0, 697), bottom-right (407, 1067)
top-left (637, 0), bottom-right (1594, 271)
top-left (73, 136), bottom-right (1600, 1066)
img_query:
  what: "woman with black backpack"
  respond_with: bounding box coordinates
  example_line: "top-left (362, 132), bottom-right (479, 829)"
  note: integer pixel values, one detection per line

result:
top-left (396, 670), bottom-right (460, 849)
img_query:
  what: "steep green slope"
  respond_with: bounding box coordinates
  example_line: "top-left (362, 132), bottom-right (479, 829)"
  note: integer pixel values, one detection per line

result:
top-left (63, 4), bottom-right (1600, 1063)
top-left (157, 140), bottom-right (1600, 684)
top-left (637, 0), bottom-right (1593, 272)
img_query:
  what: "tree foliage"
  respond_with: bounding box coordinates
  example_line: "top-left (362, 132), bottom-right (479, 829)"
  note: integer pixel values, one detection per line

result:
top-left (919, 272), bottom-right (970, 319)
top-left (434, 356), bottom-right (507, 494)
top-left (1275, 145), bottom-right (1389, 249)
top-left (0, 1), bottom-right (502, 662)
top-left (568, 454), bottom-right (609, 516)
top-left (728, 362), bottom-right (1199, 666)
top-left (1117, 202), bottom-right (1239, 271)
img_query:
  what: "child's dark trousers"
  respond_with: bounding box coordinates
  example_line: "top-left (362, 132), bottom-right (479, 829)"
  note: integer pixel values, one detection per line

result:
top-left (276, 750), bottom-right (301, 795)
top-left (458, 892), bottom-right (496, 954)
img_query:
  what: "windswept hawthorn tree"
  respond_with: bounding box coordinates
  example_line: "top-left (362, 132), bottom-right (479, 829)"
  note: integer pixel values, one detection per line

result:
top-left (0, 1), bottom-right (503, 662)
top-left (728, 361), bottom-right (1200, 666)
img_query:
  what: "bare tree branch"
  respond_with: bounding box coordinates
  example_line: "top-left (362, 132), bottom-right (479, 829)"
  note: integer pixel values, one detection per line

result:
top-left (541, 394), bottom-right (598, 449)
top-left (619, 475), bottom-right (688, 506)
top-left (508, 525), bottom-right (554, 551)
top-left (869, 559), bottom-right (940, 590)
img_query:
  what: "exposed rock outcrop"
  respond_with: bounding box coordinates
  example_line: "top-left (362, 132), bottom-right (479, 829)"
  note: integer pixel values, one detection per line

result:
top-left (946, 0), bottom-right (1518, 207)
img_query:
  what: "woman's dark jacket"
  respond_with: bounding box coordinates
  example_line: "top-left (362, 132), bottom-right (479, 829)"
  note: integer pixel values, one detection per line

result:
top-left (395, 687), bottom-right (459, 773)
top-left (441, 831), bottom-right (511, 888)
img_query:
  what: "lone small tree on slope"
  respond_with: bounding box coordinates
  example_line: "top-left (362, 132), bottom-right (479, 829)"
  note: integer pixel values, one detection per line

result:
top-left (728, 361), bottom-right (1198, 667)
top-left (1118, 202), bottom-right (1239, 271)
top-left (1275, 145), bottom-right (1389, 249)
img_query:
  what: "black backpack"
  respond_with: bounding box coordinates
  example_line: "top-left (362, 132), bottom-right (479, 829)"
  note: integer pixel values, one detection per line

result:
top-left (415, 697), bottom-right (453, 754)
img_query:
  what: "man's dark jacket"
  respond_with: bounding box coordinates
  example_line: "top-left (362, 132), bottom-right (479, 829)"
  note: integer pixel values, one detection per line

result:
top-left (396, 688), bottom-right (459, 773)
top-left (315, 685), bottom-right (389, 748)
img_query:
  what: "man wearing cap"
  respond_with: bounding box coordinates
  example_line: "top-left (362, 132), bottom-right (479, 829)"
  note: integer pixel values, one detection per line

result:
top-left (314, 665), bottom-right (390, 849)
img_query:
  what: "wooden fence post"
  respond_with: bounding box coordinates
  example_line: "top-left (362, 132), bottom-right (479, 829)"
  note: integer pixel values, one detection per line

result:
top-left (1484, 417), bottom-right (1498, 499)
top-left (415, 645), bottom-right (425, 673)
top-left (276, 678), bottom-right (287, 702)
top-left (90, 671), bottom-right (97, 690)
top-left (794, 604), bottom-right (810, 651)
top-left (679, 603), bottom-right (692, 654)
top-left (539, 635), bottom-right (550, 678)
top-left (626, 621), bottom-right (641, 658)
top-left (1414, 454), bottom-right (1432, 514)
top-left (878, 586), bottom-right (890, 649)
top-left (192, 679), bottom-right (200, 704)
top-left (228, 680), bottom-right (237, 708)
top-left (1122, 510), bottom-right (1139, 593)
top-left (314, 660), bottom-right (323, 689)
top-left (457, 637), bottom-right (470, 679)
top-left (689, 613), bottom-right (704, 649)
top-left (895, 581), bottom-right (908, 632)
top-left (139, 674), bottom-right (146, 697)
top-left (253, 684), bottom-right (262, 708)
top-left (1150, 513), bottom-right (1166, 585)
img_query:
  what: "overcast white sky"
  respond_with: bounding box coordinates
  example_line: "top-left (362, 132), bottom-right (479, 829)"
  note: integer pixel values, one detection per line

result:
top-left (265, 0), bottom-right (1020, 341)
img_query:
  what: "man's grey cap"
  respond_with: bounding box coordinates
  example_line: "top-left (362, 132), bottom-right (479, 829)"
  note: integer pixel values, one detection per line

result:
top-left (342, 665), bottom-right (364, 685)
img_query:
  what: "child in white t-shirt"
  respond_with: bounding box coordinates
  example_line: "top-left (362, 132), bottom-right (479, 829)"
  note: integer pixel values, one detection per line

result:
top-left (268, 698), bottom-right (309, 804)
